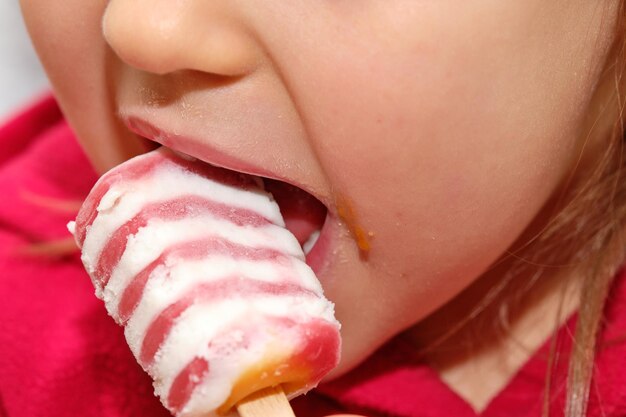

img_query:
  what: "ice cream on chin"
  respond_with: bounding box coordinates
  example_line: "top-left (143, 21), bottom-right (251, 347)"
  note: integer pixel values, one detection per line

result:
top-left (69, 147), bottom-right (341, 417)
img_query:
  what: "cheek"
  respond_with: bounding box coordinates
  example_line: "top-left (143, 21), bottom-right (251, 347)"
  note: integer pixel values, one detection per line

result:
top-left (323, 69), bottom-right (581, 311)
top-left (269, 2), bottom-right (610, 314)
top-left (312, 93), bottom-right (579, 337)
top-left (20, 0), bottom-right (145, 173)
top-left (20, 0), bottom-right (106, 97)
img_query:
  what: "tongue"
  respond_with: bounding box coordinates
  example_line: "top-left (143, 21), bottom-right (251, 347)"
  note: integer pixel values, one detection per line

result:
top-left (263, 179), bottom-right (326, 246)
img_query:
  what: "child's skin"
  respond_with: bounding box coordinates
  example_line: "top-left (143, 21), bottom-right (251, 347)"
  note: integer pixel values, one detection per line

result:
top-left (20, 0), bottom-right (620, 412)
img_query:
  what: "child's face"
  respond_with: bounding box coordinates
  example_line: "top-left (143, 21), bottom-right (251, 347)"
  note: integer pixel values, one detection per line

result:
top-left (22, 1), bottom-right (618, 374)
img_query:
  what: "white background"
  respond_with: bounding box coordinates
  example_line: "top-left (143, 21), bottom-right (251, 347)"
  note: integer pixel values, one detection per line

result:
top-left (0, 1), bottom-right (50, 123)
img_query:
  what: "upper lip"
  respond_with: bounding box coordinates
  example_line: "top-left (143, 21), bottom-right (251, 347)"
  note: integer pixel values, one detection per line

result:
top-left (120, 112), bottom-right (332, 210)
top-left (124, 114), bottom-right (272, 177)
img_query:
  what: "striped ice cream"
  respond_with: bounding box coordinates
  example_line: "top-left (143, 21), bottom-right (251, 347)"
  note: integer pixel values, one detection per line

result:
top-left (69, 147), bottom-right (341, 417)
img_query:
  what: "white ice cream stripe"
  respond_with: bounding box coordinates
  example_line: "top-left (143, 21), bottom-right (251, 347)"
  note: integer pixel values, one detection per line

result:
top-left (121, 254), bottom-right (319, 351)
top-left (82, 163), bottom-right (283, 268)
top-left (106, 253), bottom-right (304, 323)
top-left (100, 215), bottom-right (304, 313)
top-left (121, 257), bottom-right (321, 352)
top-left (284, 259), bottom-right (325, 294)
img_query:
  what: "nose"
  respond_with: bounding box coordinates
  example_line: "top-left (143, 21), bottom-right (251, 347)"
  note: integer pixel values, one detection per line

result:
top-left (102, 0), bottom-right (259, 76)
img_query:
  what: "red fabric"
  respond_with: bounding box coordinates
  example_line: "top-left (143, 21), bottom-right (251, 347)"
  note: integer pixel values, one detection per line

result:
top-left (0, 95), bottom-right (625, 417)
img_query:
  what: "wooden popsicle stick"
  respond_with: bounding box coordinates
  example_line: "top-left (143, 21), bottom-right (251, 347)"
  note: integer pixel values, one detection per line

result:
top-left (236, 385), bottom-right (296, 417)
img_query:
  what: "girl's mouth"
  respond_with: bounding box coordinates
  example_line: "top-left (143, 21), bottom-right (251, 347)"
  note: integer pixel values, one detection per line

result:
top-left (263, 179), bottom-right (327, 255)
top-left (263, 179), bottom-right (331, 274)
top-left (123, 116), bottom-right (332, 274)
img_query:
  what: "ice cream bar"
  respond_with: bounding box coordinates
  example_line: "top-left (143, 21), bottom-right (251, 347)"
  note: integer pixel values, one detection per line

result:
top-left (69, 147), bottom-right (340, 417)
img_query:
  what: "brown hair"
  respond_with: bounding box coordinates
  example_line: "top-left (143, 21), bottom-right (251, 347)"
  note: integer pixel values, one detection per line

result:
top-left (410, 3), bottom-right (626, 415)
top-left (558, 1), bottom-right (626, 414)
top-left (487, 2), bottom-right (626, 414)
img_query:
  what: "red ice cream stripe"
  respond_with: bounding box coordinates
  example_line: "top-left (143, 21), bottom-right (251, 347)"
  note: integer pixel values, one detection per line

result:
top-left (289, 318), bottom-right (342, 384)
top-left (93, 195), bottom-right (273, 288)
top-left (74, 150), bottom-right (163, 246)
top-left (167, 356), bottom-right (210, 414)
top-left (74, 148), bottom-right (262, 247)
top-left (139, 279), bottom-right (318, 367)
top-left (117, 236), bottom-right (290, 323)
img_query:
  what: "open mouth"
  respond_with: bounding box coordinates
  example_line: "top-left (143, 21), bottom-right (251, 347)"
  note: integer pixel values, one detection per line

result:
top-left (188, 155), bottom-right (330, 273)
top-left (137, 136), bottom-right (329, 272)
top-left (263, 179), bottom-right (327, 255)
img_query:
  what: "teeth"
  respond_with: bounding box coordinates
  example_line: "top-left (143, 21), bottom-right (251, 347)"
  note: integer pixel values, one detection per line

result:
top-left (302, 230), bottom-right (321, 255)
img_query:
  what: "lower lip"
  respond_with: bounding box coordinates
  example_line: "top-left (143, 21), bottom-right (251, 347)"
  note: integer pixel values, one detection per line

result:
top-left (305, 212), bottom-right (335, 276)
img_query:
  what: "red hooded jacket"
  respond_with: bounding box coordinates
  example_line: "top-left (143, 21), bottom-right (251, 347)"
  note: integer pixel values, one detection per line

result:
top-left (0, 96), bottom-right (625, 417)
